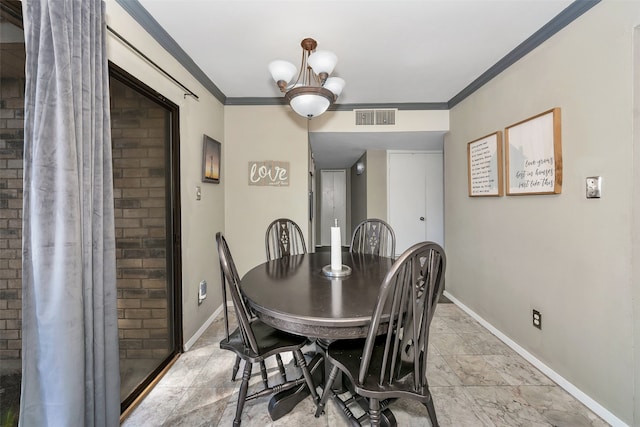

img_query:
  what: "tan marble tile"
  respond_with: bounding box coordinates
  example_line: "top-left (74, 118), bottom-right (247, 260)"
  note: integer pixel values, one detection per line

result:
top-left (429, 316), bottom-right (457, 334)
top-left (459, 331), bottom-right (516, 356)
top-left (164, 386), bottom-right (234, 426)
top-left (464, 385), bottom-right (551, 426)
top-left (434, 303), bottom-right (467, 318)
top-left (430, 386), bottom-right (494, 426)
top-left (126, 303), bottom-right (607, 427)
top-left (484, 355), bottom-right (554, 386)
top-left (162, 399), bottom-right (227, 427)
top-left (442, 355), bottom-right (510, 386)
top-left (518, 385), bottom-right (610, 426)
top-left (427, 354), bottom-right (463, 386)
top-left (430, 333), bottom-right (482, 355)
top-left (440, 314), bottom-right (487, 334)
top-left (158, 353), bottom-right (211, 388)
top-left (121, 384), bottom-right (187, 427)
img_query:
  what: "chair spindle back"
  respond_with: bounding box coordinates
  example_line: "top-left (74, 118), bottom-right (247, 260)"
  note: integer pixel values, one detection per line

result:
top-left (350, 219), bottom-right (396, 258)
top-left (265, 218), bottom-right (307, 260)
top-left (358, 241), bottom-right (446, 388)
top-left (216, 232), bottom-right (260, 355)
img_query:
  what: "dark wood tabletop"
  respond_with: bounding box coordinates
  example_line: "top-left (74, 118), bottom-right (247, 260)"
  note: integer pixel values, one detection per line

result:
top-left (241, 251), bottom-right (394, 340)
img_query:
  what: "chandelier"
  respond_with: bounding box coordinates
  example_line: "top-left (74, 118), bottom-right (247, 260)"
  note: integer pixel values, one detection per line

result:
top-left (268, 38), bottom-right (345, 118)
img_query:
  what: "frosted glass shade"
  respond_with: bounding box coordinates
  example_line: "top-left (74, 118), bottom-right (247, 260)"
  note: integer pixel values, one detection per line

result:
top-left (268, 60), bottom-right (297, 84)
top-left (290, 95), bottom-right (330, 118)
top-left (324, 77), bottom-right (345, 97)
top-left (285, 86), bottom-right (334, 118)
top-left (307, 50), bottom-right (337, 75)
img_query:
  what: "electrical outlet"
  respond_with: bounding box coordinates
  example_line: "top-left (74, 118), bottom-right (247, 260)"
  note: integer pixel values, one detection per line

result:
top-left (532, 309), bottom-right (542, 330)
top-left (198, 280), bottom-right (207, 305)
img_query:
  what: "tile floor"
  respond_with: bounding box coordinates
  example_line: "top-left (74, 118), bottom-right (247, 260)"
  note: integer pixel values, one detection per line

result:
top-left (121, 303), bottom-right (609, 426)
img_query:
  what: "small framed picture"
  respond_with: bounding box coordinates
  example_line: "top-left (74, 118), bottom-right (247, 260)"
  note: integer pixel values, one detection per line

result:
top-left (202, 135), bottom-right (221, 183)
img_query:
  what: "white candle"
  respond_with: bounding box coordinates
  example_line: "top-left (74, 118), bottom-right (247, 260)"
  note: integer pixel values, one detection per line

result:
top-left (331, 220), bottom-right (342, 271)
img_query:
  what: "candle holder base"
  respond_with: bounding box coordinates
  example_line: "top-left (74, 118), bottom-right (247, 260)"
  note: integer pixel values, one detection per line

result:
top-left (322, 265), bottom-right (352, 278)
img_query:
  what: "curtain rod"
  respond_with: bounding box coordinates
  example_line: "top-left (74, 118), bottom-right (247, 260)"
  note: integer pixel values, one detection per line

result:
top-left (107, 25), bottom-right (199, 100)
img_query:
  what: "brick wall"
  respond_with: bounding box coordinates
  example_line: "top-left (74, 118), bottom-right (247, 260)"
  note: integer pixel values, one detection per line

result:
top-left (0, 77), bottom-right (24, 368)
top-left (0, 75), bottom-right (172, 370)
top-left (110, 77), bottom-right (171, 361)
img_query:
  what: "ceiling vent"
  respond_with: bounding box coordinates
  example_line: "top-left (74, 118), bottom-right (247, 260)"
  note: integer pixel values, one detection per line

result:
top-left (375, 109), bottom-right (396, 125)
top-left (355, 110), bottom-right (375, 126)
top-left (355, 109), bottom-right (396, 126)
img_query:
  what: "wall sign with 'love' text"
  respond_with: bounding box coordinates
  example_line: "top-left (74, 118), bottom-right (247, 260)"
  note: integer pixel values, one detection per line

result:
top-left (248, 161), bottom-right (289, 186)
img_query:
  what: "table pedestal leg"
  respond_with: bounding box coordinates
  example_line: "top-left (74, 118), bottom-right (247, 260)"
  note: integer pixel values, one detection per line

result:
top-left (316, 338), bottom-right (347, 393)
top-left (267, 352), bottom-right (324, 421)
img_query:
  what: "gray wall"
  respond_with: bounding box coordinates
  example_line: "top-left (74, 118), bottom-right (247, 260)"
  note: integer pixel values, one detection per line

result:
top-left (107, 3), bottom-right (226, 347)
top-left (444, 2), bottom-right (638, 424)
top-left (350, 153), bottom-right (367, 236)
top-left (366, 150), bottom-right (388, 221)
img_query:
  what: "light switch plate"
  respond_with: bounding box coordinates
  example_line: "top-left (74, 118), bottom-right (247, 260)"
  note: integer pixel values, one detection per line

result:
top-left (586, 176), bottom-right (601, 199)
top-left (196, 186), bottom-right (201, 201)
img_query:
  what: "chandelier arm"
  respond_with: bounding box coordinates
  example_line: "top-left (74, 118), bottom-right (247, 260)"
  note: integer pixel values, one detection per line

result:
top-left (287, 49), bottom-right (307, 90)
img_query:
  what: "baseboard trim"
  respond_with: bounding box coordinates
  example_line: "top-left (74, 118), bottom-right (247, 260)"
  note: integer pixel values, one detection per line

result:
top-left (442, 290), bottom-right (628, 427)
top-left (183, 302), bottom-right (231, 351)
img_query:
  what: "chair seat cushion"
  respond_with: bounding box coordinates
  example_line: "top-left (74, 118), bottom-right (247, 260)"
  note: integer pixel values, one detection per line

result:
top-left (220, 319), bottom-right (307, 363)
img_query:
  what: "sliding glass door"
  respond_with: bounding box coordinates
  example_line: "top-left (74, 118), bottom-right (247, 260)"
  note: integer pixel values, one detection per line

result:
top-left (109, 64), bottom-right (182, 413)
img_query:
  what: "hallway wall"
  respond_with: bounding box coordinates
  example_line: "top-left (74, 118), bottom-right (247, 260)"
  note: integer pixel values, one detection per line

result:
top-left (444, 2), bottom-right (637, 424)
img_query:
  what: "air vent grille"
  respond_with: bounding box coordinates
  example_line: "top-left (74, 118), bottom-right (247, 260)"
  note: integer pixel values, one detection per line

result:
top-left (375, 110), bottom-right (395, 125)
top-left (355, 110), bottom-right (375, 126)
top-left (355, 109), bottom-right (396, 125)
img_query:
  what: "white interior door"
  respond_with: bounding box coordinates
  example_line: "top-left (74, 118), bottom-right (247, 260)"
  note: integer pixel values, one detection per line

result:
top-left (320, 170), bottom-right (347, 246)
top-left (388, 152), bottom-right (443, 256)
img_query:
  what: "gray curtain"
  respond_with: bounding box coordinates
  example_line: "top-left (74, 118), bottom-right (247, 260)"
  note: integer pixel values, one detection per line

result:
top-left (20, 0), bottom-right (120, 426)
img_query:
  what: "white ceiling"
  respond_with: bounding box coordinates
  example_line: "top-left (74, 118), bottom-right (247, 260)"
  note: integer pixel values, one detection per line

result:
top-left (134, 0), bottom-right (578, 168)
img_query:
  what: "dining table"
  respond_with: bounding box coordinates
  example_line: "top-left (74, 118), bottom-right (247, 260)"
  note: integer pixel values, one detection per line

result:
top-left (241, 250), bottom-right (397, 425)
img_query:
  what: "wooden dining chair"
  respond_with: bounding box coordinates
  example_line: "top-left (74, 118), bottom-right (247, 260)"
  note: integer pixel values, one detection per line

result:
top-left (263, 217), bottom-right (308, 372)
top-left (216, 232), bottom-right (319, 426)
top-left (314, 241), bottom-right (446, 426)
top-left (265, 218), bottom-right (307, 261)
top-left (349, 218), bottom-right (396, 258)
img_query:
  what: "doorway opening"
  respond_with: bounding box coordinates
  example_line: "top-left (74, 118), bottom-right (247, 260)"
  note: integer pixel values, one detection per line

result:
top-left (317, 169), bottom-right (348, 248)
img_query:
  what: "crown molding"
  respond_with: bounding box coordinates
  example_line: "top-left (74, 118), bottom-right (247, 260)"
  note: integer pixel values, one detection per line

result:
top-left (118, 0), bottom-right (600, 110)
top-left (448, 0), bottom-right (600, 108)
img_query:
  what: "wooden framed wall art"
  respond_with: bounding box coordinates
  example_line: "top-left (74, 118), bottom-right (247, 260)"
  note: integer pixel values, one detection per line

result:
top-left (505, 108), bottom-right (562, 195)
top-left (467, 131), bottom-right (503, 197)
top-left (202, 134), bottom-right (221, 183)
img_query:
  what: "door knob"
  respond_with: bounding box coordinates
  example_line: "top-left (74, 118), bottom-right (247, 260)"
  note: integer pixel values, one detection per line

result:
top-left (419, 217), bottom-right (425, 221)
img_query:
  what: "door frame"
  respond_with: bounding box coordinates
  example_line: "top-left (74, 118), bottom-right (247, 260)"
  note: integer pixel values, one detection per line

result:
top-left (109, 62), bottom-right (183, 414)
top-left (387, 150), bottom-right (444, 254)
